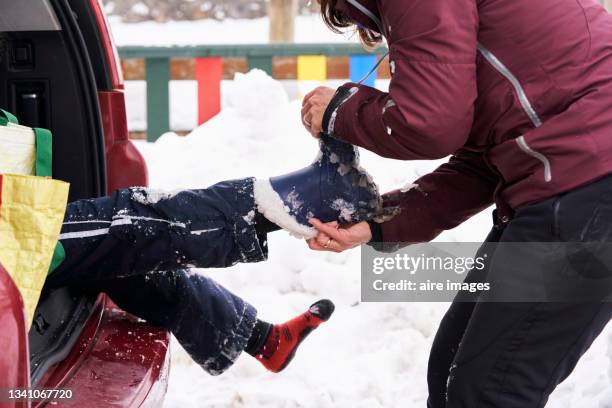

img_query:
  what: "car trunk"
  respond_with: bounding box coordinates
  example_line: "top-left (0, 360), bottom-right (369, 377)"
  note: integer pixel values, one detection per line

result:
top-left (0, 0), bottom-right (107, 386)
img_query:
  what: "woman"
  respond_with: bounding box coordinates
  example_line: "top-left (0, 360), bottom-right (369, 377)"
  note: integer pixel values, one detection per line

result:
top-left (303, 0), bottom-right (612, 406)
top-left (48, 134), bottom-right (382, 375)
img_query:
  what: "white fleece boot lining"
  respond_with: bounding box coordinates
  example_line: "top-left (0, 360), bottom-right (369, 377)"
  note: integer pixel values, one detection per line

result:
top-left (253, 179), bottom-right (317, 240)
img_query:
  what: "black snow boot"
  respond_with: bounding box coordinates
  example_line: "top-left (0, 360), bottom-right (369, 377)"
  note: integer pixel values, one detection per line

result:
top-left (254, 134), bottom-right (383, 238)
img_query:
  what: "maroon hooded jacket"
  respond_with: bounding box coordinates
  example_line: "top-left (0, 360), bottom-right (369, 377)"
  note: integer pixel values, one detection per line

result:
top-left (323, 0), bottom-right (612, 243)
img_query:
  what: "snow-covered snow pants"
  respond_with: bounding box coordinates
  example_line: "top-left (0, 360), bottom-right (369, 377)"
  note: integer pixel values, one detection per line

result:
top-left (427, 174), bottom-right (612, 408)
top-left (47, 178), bottom-right (267, 375)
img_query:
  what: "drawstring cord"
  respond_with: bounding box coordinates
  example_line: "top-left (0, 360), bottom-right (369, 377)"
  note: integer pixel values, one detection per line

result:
top-left (343, 0), bottom-right (389, 85)
top-left (356, 50), bottom-right (389, 85)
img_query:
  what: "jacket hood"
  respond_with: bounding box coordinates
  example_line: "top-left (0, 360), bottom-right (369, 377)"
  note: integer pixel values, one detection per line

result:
top-left (334, 0), bottom-right (383, 35)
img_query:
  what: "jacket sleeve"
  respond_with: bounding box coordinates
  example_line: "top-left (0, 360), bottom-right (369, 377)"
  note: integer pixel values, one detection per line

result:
top-left (375, 149), bottom-right (497, 245)
top-left (323, 0), bottom-right (478, 160)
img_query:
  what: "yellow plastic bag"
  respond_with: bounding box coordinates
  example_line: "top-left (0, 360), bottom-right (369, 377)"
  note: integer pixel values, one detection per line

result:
top-left (0, 174), bottom-right (69, 326)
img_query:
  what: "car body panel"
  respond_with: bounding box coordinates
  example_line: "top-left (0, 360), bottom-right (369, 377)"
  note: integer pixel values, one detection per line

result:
top-left (33, 297), bottom-right (170, 408)
top-left (87, 0), bottom-right (124, 90)
top-left (99, 91), bottom-right (148, 194)
top-left (0, 264), bottom-right (31, 408)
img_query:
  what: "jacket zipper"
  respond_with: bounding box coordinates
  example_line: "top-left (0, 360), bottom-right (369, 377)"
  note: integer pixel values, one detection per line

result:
top-left (477, 43), bottom-right (552, 182)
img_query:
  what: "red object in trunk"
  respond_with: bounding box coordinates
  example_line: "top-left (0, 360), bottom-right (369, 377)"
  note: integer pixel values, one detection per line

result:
top-left (0, 265), bottom-right (31, 408)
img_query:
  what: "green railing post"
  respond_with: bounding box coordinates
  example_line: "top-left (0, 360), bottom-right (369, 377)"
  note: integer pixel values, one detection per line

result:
top-left (248, 55), bottom-right (273, 75)
top-left (145, 57), bottom-right (170, 142)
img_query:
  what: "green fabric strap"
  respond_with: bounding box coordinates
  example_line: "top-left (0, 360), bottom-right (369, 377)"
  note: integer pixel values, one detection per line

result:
top-left (48, 241), bottom-right (66, 275)
top-left (32, 126), bottom-right (60, 272)
top-left (34, 126), bottom-right (60, 272)
top-left (0, 109), bottom-right (18, 126)
top-left (37, 128), bottom-right (63, 274)
top-left (34, 128), bottom-right (53, 177)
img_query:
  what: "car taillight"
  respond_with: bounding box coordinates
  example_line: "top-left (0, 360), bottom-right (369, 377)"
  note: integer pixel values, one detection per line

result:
top-left (89, 0), bottom-right (124, 90)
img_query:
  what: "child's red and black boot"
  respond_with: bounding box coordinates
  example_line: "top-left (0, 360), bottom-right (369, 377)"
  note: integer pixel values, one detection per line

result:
top-left (245, 299), bottom-right (335, 373)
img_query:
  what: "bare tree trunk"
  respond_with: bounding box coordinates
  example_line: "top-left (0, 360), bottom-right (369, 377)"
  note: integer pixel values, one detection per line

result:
top-left (269, 0), bottom-right (298, 42)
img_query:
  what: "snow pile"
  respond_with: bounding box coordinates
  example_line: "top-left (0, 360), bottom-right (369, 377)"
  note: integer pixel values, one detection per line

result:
top-left (225, 70), bottom-right (289, 119)
top-left (133, 70), bottom-right (612, 408)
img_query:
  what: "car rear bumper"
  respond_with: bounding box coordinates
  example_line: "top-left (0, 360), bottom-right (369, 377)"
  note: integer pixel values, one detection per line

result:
top-left (35, 295), bottom-right (170, 408)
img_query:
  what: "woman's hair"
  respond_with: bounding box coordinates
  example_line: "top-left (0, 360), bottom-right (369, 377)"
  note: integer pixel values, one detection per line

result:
top-left (319, 0), bottom-right (382, 48)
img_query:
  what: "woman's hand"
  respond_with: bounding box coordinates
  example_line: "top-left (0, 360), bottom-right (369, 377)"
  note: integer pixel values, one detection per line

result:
top-left (301, 87), bottom-right (336, 138)
top-left (307, 219), bottom-right (372, 253)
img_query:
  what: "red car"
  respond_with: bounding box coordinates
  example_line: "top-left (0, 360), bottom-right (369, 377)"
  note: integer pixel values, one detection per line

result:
top-left (0, 1), bottom-right (170, 407)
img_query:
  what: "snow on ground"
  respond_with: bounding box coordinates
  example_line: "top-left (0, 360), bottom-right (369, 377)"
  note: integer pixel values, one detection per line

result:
top-left (133, 70), bottom-right (612, 408)
top-left (109, 14), bottom-right (359, 47)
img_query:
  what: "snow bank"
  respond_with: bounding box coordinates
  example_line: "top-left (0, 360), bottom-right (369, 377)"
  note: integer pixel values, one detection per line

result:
top-left (133, 70), bottom-right (612, 408)
top-left (225, 70), bottom-right (289, 117)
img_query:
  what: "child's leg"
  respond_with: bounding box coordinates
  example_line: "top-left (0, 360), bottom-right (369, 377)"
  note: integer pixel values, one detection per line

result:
top-left (50, 178), bottom-right (269, 286)
top-left (60, 270), bottom-right (333, 376)
top-left (94, 270), bottom-right (258, 375)
top-left (46, 177), bottom-right (334, 375)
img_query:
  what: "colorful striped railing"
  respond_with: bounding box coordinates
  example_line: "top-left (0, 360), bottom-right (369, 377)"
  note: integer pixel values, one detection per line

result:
top-left (118, 43), bottom-right (389, 141)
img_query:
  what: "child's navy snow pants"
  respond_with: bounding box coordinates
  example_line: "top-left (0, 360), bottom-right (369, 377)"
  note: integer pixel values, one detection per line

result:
top-left (47, 178), bottom-right (267, 375)
top-left (427, 174), bottom-right (612, 408)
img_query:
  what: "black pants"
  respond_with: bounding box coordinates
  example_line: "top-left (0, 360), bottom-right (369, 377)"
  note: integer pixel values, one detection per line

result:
top-left (47, 178), bottom-right (267, 375)
top-left (427, 175), bottom-right (612, 407)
